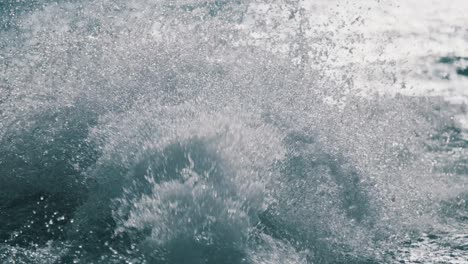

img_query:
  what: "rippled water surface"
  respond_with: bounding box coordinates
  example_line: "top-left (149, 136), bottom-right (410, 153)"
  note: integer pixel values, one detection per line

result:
top-left (1, 1), bottom-right (467, 263)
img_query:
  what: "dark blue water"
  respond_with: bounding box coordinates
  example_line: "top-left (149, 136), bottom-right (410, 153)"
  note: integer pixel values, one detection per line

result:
top-left (1, 1), bottom-right (467, 263)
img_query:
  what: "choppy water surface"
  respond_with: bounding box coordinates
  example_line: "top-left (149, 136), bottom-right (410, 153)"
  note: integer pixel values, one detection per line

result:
top-left (0, 0), bottom-right (467, 263)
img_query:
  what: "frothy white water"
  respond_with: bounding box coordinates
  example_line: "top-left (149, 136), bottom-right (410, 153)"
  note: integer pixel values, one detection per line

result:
top-left (0, 0), bottom-right (467, 263)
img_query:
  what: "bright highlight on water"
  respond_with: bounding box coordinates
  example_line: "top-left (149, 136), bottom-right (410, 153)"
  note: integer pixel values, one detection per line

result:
top-left (0, 0), bottom-right (467, 263)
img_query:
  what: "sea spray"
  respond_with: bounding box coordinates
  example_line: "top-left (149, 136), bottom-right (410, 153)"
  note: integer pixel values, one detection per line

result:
top-left (1, 0), bottom-right (466, 263)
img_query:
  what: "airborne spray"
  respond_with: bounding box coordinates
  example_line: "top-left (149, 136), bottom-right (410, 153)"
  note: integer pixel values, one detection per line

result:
top-left (1, 0), bottom-right (467, 263)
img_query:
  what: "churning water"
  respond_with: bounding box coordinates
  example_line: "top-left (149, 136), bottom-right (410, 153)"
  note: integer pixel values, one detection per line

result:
top-left (0, 0), bottom-right (467, 263)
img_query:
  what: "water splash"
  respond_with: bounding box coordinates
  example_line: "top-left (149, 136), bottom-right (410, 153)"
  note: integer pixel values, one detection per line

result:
top-left (1, 0), bottom-right (467, 263)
